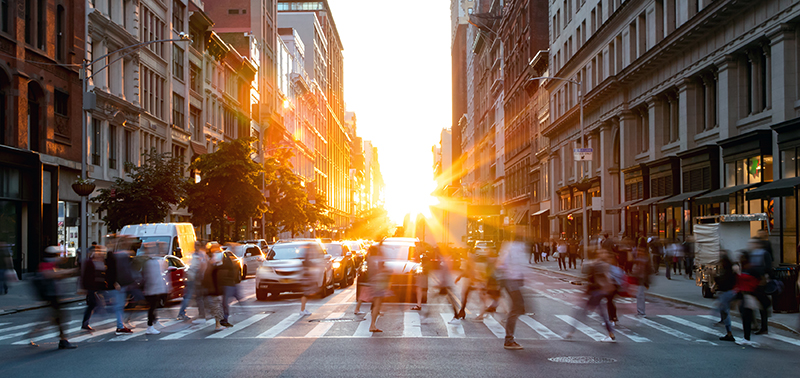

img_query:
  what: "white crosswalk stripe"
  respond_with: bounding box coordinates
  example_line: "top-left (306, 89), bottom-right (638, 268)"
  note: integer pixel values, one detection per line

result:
top-left (257, 313), bottom-right (303, 338)
top-left (0, 321), bottom-right (48, 334)
top-left (305, 312), bottom-right (345, 338)
top-left (403, 312), bottom-right (422, 338)
top-left (440, 313), bottom-right (465, 338)
top-left (482, 314), bottom-right (506, 338)
top-left (586, 314), bottom-right (650, 342)
top-left (518, 315), bottom-right (561, 340)
top-left (161, 319), bottom-right (215, 340)
top-left (12, 319), bottom-right (113, 345)
top-left (659, 315), bottom-right (722, 337)
top-left (624, 315), bottom-right (707, 343)
top-left (109, 319), bottom-right (183, 342)
top-left (556, 315), bottom-right (606, 341)
top-left (207, 314), bottom-right (270, 339)
top-left (71, 321), bottom-right (147, 343)
top-left (698, 315), bottom-right (800, 347)
top-left (352, 316), bottom-right (372, 337)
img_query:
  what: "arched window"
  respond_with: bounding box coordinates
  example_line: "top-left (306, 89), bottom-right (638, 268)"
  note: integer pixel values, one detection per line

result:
top-left (56, 5), bottom-right (65, 61)
top-left (27, 82), bottom-right (44, 152)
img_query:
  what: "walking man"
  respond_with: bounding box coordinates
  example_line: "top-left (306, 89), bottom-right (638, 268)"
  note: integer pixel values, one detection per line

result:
top-left (496, 236), bottom-right (529, 350)
top-left (178, 242), bottom-right (208, 323)
top-left (81, 245), bottom-right (108, 331)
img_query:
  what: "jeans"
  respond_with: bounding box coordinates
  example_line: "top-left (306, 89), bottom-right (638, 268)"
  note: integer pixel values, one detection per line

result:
top-left (606, 290), bottom-right (618, 321)
top-left (110, 288), bottom-right (127, 329)
top-left (684, 258), bottom-right (695, 278)
top-left (636, 285), bottom-right (647, 316)
top-left (568, 254), bottom-right (577, 269)
top-left (717, 290), bottom-right (736, 333)
top-left (179, 282), bottom-right (205, 318)
top-left (673, 258), bottom-right (683, 274)
top-left (665, 259), bottom-right (672, 279)
top-left (82, 290), bottom-right (105, 327)
top-left (557, 255), bottom-right (567, 270)
top-left (222, 285), bottom-right (243, 321)
top-left (503, 279), bottom-right (525, 342)
top-left (741, 305), bottom-right (754, 341)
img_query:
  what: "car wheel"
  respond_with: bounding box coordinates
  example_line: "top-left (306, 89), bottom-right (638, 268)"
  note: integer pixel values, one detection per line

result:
top-left (256, 289), bottom-right (267, 301)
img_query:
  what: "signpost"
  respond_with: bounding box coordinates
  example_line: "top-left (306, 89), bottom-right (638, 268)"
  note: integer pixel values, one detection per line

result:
top-left (574, 148), bottom-right (593, 161)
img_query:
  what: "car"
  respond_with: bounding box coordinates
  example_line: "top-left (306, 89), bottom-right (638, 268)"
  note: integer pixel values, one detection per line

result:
top-left (224, 243), bottom-right (265, 278)
top-left (255, 241), bottom-right (334, 301)
top-left (473, 240), bottom-right (497, 260)
top-left (119, 223), bottom-right (197, 265)
top-left (223, 250), bottom-right (244, 280)
top-left (324, 242), bottom-right (356, 287)
top-left (357, 240), bottom-right (426, 303)
top-left (240, 239), bottom-right (269, 251)
top-left (343, 241), bottom-right (366, 267)
top-left (164, 255), bottom-right (188, 301)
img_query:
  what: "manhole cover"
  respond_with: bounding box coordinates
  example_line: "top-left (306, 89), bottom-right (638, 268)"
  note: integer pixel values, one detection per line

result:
top-left (548, 356), bottom-right (617, 364)
top-left (308, 318), bottom-right (359, 323)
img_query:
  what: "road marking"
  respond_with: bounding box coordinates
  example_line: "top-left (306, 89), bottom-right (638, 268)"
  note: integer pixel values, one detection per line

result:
top-left (161, 319), bottom-right (215, 340)
top-left (403, 312), bottom-right (422, 337)
top-left (623, 315), bottom-right (713, 344)
top-left (256, 313), bottom-right (303, 338)
top-left (556, 315), bottom-right (606, 341)
top-left (535, 291), bottom-right (582, 310)
top-left (519, 315), bottom-right (561, 340)
top-left (440, 313), bottom-right (465, 338)
top-left (587, 314), bottom-right (650, 342)
top-left (12, 319), bottom-right (112, 345)
top-left (0, 321), bottom-right (48, 334)
top-left (0, 322), bottom-right (9, 326)
top-left (482, 314), bottom-right (506, 338)
top-left (698, 315), bottom-right (800, 347)
top-left (304, 312), bottom-right (344, 338)
top-left (206, 314), bottom-right (269, 339)
top-left (659, 315), bottom-right (722, 336)
top-left (353, 316), bottom-right (372, 337)
top-left (109, 319), bottom-right (183, 342)
top-left (71, 321), bottom-right (147, 343)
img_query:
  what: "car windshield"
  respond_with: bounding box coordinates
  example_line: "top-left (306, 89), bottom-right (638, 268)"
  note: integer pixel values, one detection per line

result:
top-left (326, 244), bottom-right (344, 257)
top-left (346, 242), bottom-right (360, 251)
top-left (270, 244), bottom-right (308, 260)
top-left (379, 244), bottom-right (413, 261)
top-left (134, 236), bottom-right (171, 255)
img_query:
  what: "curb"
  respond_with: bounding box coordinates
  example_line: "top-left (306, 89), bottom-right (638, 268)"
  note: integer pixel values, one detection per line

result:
top-left (0, 297), bottom-right (84, 317)
top-left (528, 264), bottom-right (800, 335)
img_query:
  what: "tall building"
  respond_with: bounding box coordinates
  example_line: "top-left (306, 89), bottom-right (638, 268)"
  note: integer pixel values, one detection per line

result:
top-left (278, 1), bottom-right (350, 236)
top-left (545, 0), bottom-right (800, 264)
top-left (0, 0), bottom-right (86, 273)
top-left (363, 140), bottom-right (384, 210)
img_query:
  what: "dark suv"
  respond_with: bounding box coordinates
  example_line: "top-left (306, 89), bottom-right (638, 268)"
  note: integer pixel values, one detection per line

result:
top-left (324, 242), bottom-right (356, 287)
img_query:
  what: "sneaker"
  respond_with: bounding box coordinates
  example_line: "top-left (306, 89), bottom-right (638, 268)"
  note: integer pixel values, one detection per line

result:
top-left (153, 321), bottom-right (165, 330)
top-left (354, 311), bottom-right (365, 316)
top-left (300, 310), bottom-right (312, 316)
top-left (719, 334), bottom-right (735, 342)
top-left (735, 339), bottom-right (752, 346)
top-left (177, 314), bottom-right (190, 321)
top-left (58, 340), bottom-right (77, 350)
top-left (81, 325), bottom-right (94, 332)
top-left (601, 336), bottom-right (617, 343)
top-left (563, 332), bottom-right (574, 339)
top-left (448, 318), bottom-right (461, 325)
top-left (503, 341), bottom-right (523, 350)
top-left (220, 320), bottom-right (234, 328)
top-left (145, 326), bottom-right (161, 335)
top-left (192, 319), bottom-right (206, 325)
top-left (115, 327), bottom-right (133, 335)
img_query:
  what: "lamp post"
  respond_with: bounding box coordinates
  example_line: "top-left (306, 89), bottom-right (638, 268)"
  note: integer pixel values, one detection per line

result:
top-left (78, 34), bottom-right (190, 257)
top-left (526, 76), bottom-right (588, 260)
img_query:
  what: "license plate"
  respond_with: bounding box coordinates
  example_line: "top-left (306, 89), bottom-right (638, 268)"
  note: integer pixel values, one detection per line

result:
top-left (279, 278), bottom-right (293, 284)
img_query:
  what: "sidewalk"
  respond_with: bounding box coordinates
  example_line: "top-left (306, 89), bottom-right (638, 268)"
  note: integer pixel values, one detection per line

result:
top-left (0, 276), bottom-right (84, 315)
top-left (527, 257), bottom-right (800, 334)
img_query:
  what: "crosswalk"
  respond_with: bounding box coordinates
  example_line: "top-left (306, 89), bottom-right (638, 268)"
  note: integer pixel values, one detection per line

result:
top-left (2, 309), bottom-right (798, 349)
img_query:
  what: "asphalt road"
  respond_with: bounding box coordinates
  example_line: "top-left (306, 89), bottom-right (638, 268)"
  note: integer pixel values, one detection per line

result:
top-left (0, 268), bottom-right (797, 377)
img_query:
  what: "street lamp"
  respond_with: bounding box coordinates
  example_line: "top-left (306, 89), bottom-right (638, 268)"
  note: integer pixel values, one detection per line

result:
top-left (79, 34), bottom-right (191, 256)
top-left (526, 76), bottom-right (588, 260)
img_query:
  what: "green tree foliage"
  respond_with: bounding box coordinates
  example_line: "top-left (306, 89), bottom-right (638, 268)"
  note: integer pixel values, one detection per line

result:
top-left (184, 138), bottom-right (267, 242)
top-left (349, 207), bottom-right (395, 240)
top-left (92, 149), bottom-right (189, 232)
top-left (263, 149), bottom-right (308, 237)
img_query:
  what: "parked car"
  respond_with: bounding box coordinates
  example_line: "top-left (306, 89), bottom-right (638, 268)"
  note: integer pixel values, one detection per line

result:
top-left (240, 239), bottom-right (269, 251)
top-left (119, 223), bottom-right (197, 265)
top-left (224, 251), bottom-right (244, 281)
top-left (357, 240), bottom-right (426, 303)
top-left (255, 241), bottom-right (334, 301)
top-left (224, 243), bottom-right (265, 278)
top-left (324, 242), bottom-right (356, 287)
top-left (343, 241), bottom-right (365, 267)
top-left (473, 240), bottom-right (497, 261)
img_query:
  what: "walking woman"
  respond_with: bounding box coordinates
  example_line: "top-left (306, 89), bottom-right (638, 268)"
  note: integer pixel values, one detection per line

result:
top-left (203, 243), bottom-right (225, 331)
top-left (564, 248), bottom-right (617, 342)
top-left (142, 242), bottom-right (169, 335)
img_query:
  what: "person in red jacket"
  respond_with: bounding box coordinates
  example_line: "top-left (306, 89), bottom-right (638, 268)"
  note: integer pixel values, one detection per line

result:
top-left (735, 252), bottom-right (761, 347)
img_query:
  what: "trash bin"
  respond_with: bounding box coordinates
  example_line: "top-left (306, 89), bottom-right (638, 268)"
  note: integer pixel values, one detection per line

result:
top-left (772, 265), bottom-right (799, 313)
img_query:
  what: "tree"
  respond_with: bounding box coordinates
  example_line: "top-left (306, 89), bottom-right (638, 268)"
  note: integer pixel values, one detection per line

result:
top-left (349, 207), bottom-right (395, 240)
top-left (263, 149), bottom-right (309, 238)
top-left (306, 195), bottom-right (334, 232)
top-left (184, 138), bottom-right (267, 242)
top-left (93, 149), bottom-right (189, 232)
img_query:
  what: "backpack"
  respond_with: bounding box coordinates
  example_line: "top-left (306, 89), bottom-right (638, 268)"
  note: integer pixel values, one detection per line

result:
top-left (607, 265), bottom-right (626, 288)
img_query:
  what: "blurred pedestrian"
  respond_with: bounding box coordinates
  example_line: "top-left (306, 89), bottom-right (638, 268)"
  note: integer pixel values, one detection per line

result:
top-left (178, 241), bottom-right (208, 323)
top-left (568, 239), bottom-right (579, 269)
top-left (299, 244), bottom-right (321, 317)
top-left (564, 248), bottom-right (617, 343)
top-left (411, 245), bottom-right (430, 312)
top-left (496, 236), bottom-right (529, 350)
top-left (631, 241), bottom-right (652, 317)
top-left (106, 235), bottom-right (135, 335)
top-left (715, 250), bottom-right (737, 342)
top-left (142, 242), bottom-right (169, 335)
top-left (556, 241), bottom-right (567, 271)
top-left (672, 239), bottom-right (684, 276)
top-left (0, 242), bottom-right (15, 295)
top-left (649, 238), bottom-right (662, 276)
top-left (81, 244), bottom-right (108, 331)
top-left (27, 246), bottom-right (77, 349)
top-left (477, 248), bottom-right (501, 320)
top-left (361, 244), bottom-right (390, 332)
top-left (683, 235), bottom-right (696, 279)
top-left (454, 249), bottom-right (479, 320)
top-left (221, 246), bottom-right (242, 327)
top-left (748, 238), bottom-right (773, 335)
top-left (203, 243), bottom-right (225, 331)
top-left (735, 251), bottom-right (761, 346)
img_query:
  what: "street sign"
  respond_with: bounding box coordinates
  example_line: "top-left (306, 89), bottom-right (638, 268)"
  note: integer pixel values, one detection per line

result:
top-left (574, 148), bottom-right (593, 161)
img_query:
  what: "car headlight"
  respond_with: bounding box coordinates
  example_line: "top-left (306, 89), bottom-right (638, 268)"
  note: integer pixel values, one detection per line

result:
top-left (415, 265), bottom-right (423, 274)
top-left (333, 262), bottom-right (341, 269)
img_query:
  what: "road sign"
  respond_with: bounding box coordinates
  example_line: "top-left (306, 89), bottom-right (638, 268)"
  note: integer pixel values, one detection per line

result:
top-left (574, 148), bottom-right (593, 161)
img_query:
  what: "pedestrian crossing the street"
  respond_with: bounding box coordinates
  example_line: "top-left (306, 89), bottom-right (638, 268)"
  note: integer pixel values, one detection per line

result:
top-left (2, 308), bottom-right (798, 349)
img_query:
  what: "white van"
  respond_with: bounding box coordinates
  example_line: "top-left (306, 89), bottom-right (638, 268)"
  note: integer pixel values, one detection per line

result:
top-left (119, 223), bottom-right (197, 263)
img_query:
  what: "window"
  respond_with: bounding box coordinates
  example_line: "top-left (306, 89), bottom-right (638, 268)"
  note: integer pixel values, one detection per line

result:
top-left (92, 119), bottom-right (101, 165)
top-left (36, 0), bottom-right (45, 49)
top-left (532, 171), bottom-right (540, 203)
top-left (140, 65), bottom-right (166, 119)
top-left (141, 6), bottom-right (166, 58)
top-left (189, 63), bottom-right (201, 93)
top-left (173, 0), bottom-right (185, 31)
top-left (172, 93), bottom-right (185, 129)
top-left (124, 129), bottom-right (133, 170)
top-left (109, 125), bottom-right (117, 170)
top-left (56, 6), bottom-right (66, 61)
top-left (24, 0), bottom-right (32, 44)
top-left (1, 0), bottom-right (10, 33)
top-left (173, 45), bottom-right (184, 81)
top-left (190, 106), bottom-right (201, 140)
top-left (54, 91), bottom-right (68, 117)
top-left (682, 167), bottom-right (711, 192)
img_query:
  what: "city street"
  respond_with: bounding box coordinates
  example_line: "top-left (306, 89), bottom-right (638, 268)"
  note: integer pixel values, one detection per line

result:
top-left (1, 266), bottom-right (797, 377)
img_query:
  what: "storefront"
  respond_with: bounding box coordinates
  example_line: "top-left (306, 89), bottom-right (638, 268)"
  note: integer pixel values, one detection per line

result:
top-left (0, 145), bottom-right (43, 275)
top-left (645, 157), bottom-right (680, 239)
top-left (531, 206), bottom-right (550, 242)
top-left (621, 164), bottom-right (648, 237)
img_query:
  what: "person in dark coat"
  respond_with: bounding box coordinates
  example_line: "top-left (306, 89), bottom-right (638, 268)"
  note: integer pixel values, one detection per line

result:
top-left (716, 251), bottom-right (738, 342)
top-left (81, 246), bottom-right (108, 331)
top-left (203, 244), bottom-right (225, 331)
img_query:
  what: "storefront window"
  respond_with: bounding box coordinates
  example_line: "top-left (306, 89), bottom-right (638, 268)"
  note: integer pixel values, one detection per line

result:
top-left (783, 195), bottom-right (797, 264)
top-left (57, 201), bottom-right (79, 257)
top-left (782, 148), bottom-right (797, 179)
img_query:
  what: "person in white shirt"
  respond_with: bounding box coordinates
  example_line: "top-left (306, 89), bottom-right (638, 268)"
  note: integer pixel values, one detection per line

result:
top-left (496, 236), bottom-right (529, 350)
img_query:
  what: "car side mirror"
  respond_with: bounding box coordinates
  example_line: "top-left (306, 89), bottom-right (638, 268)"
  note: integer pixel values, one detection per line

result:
top-left (174, 247), bottom-right (183, 259)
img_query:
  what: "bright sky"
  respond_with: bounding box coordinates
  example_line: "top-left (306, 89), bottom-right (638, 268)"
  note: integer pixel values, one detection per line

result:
top-left (328, 1), bottom-right (451, 224)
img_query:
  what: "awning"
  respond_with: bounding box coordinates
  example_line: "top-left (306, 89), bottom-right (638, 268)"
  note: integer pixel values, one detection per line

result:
top-left (746, 177), bottom-right (800, 201)
top-left (532, 208), bottom-right (550, 216)
top-left (658, 190), bottom-right (709, 208)
top-left (514, 210), bottom-right (529, 225)
top-left (190, 142), bottom-right (208, 157)
top-left (695, 183), bottom-right (762, 205)
top-left (636, 196), bottom-right (670, 209)
top-left (549, 208), bottom-right (573, 218)
top-left (610, 199), bottom-right (643, 210)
